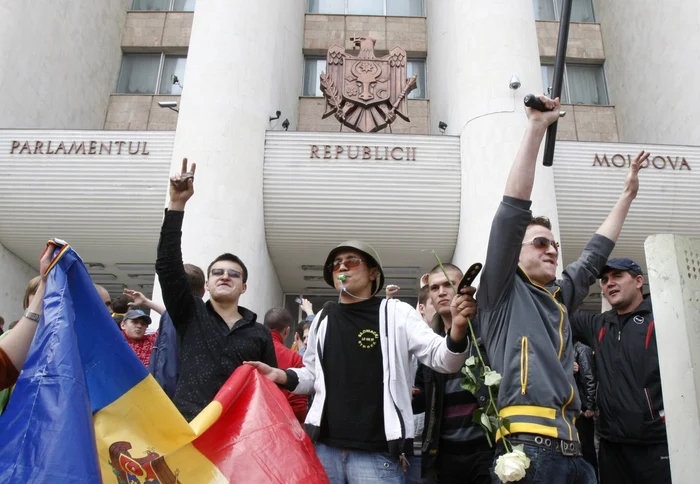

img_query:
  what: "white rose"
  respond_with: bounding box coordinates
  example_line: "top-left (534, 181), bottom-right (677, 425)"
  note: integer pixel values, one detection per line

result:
top-left (494, 446), bottom-right (531, 482)
top-left (484, 369), bottom-right (502, 387)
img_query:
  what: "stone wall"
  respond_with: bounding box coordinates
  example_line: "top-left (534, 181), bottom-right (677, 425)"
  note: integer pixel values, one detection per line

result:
top-left (121, 11), bottom-right (193, 50)
top-left (556, 104), bottom-right (618, 142)
top-left (536, 21), bottom-right (605, 62)
top-left (104, 95), bottom-right (180, 130)
top-left (304, 14), bottom-right (427, 56)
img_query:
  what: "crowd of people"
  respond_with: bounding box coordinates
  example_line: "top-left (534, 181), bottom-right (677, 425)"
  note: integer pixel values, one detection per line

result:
top-left (0, 96), bottom-right (671, 484)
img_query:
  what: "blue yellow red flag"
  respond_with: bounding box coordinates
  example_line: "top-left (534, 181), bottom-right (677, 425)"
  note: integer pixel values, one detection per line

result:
top-left (0, 243), bottom-right (327, 483)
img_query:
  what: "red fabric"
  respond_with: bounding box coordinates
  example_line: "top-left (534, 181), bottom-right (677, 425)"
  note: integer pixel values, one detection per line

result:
top-left (645, 321), bottom-right (655, 350)
top-left (271, 331), bottom-right (308, 423)
top-left (123, 332), bottom-right (158, 367)
top-left (0, 347), bottom-right (19, 391)
top-left (192, 365), bottom-right (328, 483)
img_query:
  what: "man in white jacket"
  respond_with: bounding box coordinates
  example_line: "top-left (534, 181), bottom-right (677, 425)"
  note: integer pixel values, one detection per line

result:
top-left (248, 241), bottom-right (476, 483)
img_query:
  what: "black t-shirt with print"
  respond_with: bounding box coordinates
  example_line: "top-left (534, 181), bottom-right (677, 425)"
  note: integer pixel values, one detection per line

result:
top-left (320, 296), bottom-right (386, 452)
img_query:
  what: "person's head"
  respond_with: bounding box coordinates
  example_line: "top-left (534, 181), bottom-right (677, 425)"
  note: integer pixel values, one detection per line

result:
top-left (418, 284), bottom-right (436, 324)
top-left (206, 253), bottom-right (248, 304)
top-left (295, 321), bottom-right (311, 350)
top-left (428, 263), bottom-right (463, 321)
top-left (263, 308), bottom-right (294, 339)
top-left (323, 240), bottom-right (385, 302)
top-left (94, 284), bottom-right (112, 309)
top-left (599, 258), bottom-right (645, 314)
top-left (184, 263), bottom-right (206, 298)
top-left (23, 276), bottom-right (42, 309)
top-left (519, 216), bottom-right (559, 286)
top-left (120, 309), bottom-right (151, 340)
top-left (110, 294), bottom-right (132, 315)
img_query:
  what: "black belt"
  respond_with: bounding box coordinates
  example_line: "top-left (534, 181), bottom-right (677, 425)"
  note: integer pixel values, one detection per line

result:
top-left (508, 433), bottom-right (582, 457)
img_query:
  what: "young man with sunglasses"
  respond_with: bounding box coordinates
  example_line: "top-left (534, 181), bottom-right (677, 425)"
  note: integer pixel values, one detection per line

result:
top-left (249, 240), bottom-right (476, 483)
top-left (156, 159), bottom-right (277, 422)
top-left (477, 95), bottom-right (646, 484)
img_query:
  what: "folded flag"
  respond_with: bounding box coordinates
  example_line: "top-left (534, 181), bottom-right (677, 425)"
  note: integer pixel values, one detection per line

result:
top-left (0, 242), bottom-right (328, 483)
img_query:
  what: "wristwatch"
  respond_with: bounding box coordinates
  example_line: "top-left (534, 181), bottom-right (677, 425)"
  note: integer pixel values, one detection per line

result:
top-left (23, 310), bottom-right (41, 323)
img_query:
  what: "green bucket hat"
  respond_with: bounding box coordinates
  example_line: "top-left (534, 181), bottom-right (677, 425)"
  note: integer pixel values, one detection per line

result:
top-left (323, 240), bottom-right (385, 297)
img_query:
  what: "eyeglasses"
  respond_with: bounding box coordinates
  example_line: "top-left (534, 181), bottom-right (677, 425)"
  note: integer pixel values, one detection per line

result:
top-left (330, 257), bottom-right (365, 272)
top-left (522, 237), bottom-right (560, 253)
top-left (210, 268), bottom-right (242, 279)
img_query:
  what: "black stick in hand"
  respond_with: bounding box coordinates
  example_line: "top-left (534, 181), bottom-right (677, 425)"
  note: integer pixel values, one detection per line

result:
top-left (523, 0), bottom-right (573, 167)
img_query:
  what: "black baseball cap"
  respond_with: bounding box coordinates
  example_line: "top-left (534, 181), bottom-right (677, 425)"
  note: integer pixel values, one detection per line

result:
top-left (599, 258), bottom-right (643, 278)
top-left (123, 309), bottom-right (152, 324)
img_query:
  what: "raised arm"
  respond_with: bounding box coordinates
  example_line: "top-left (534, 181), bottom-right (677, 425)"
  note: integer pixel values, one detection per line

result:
top-left (504, 96), bottom-right (561, 199)
top-left (123, 288), bottom-right (166, 315)
top-left (595, 150), bottom-right (647, 243)
top-left (478, 97), bottom-right (561, 310)
top-left (155, 158), bottom-right (198, 330)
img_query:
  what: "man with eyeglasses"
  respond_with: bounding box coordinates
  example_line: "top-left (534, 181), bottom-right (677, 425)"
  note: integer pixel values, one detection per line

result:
top-left (477, 95), bottom-right (647, 484)
top-left (156, 158), bottom-right (277, 421)
top-left (249, 240), bottom-right (477, 483)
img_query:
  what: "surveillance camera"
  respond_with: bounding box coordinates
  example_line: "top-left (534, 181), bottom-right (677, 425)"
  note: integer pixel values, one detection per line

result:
top-left (509, 75), bottom-right (521, 91)
top-left (158, 101), bottom-right (178, 108)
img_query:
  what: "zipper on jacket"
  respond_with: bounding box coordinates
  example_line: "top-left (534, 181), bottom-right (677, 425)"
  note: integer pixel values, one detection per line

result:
top-left (520, 337), bottom-right (529, 395)
top-left (644, 388), bottom-right (656, 420)
top-left (518, 269), bottom-right (566, 359)
top-left (561, 385), bottom-right (575, 441)
top-left (384, 301), bottom-right (406, 442)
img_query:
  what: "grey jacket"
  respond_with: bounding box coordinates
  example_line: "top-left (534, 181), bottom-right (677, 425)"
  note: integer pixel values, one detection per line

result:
top-left (477, 196), bottom-right (614, 443)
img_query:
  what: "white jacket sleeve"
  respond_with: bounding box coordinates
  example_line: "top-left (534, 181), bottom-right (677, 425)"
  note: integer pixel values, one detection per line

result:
top-left (288, 312), bottom-right (321, 395)
top-left (402, 303), bottom-right (468, 374)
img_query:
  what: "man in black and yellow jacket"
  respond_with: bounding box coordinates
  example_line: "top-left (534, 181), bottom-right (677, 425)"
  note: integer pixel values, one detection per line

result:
top-left (477, 95), bottom-right (647, 484)
top-left (571, 258), bottom-right (669, 484)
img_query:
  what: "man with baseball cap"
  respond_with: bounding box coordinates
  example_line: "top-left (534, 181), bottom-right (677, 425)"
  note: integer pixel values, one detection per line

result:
top-left (248, 240), bottom-right (477, 483)
top-left (121, 309), bottom-right (157, 367)
top-left (571, 258), bottom-right (669, 484)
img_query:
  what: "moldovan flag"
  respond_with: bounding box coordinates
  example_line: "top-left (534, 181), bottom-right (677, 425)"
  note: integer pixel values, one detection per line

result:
top-left (0, 242), bottom-right (328, 483)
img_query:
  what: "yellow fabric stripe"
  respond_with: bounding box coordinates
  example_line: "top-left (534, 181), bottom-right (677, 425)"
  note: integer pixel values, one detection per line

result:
top-left (44, 243), bottom-right (70, 275)
top-left (162, 443), bottom-right (228, 483)
top-left (496, 422), bottom-right (560, 441)
top-left (561, 385), bottom-right (576, 441)
top-left (94, 376), bottom-right (196, 481)
top-left (189, 400), bottom-right (223, 436)
top-left (520, 337), bottom-right (529, 395)
top-left (499, 405), bottom-right (557, 420)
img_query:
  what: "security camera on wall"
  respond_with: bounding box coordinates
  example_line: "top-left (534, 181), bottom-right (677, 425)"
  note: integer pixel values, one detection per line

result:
top-left (509, 75), bottom-right (521, 90)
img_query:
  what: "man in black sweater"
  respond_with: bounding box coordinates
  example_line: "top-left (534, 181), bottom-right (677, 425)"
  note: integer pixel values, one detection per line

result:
top-left (155, 158), bottom-right (277, 421)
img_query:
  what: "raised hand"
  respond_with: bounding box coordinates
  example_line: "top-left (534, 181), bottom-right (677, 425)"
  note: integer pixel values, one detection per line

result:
top-left (168, 157), bottom-right (196, 210)
top-left (123, 288), bottom-right (147, 307)
top-left (300, 298), bottom-right (314, 316)
top-left (385, 285), bottom-right (400, 299)
top-left (623, 150), bottom-right (649, 199)
top-left (525, 95), bottom-right (561, 128)
top-left (450, 286), bottom-right (477, 332)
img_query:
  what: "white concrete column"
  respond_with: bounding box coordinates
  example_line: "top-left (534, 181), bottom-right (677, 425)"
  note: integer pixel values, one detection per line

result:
top-left (645, 234), bottom-right (700, 482)
top-left (426, 0), bottom-right (561, 273)
top-left (154, 0), bottom-right (306, 317)
top-left (0, 241), bottom-right (36, 322)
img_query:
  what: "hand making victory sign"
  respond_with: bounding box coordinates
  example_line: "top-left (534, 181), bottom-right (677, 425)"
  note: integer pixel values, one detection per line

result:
top-left (168, 157), bottom-right (197, 211)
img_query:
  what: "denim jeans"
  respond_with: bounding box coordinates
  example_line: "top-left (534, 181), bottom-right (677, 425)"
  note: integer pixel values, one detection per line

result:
top-left (315, 442), bottom-right (405, 484)
top-left (490, 444), bottom-right (596, 484)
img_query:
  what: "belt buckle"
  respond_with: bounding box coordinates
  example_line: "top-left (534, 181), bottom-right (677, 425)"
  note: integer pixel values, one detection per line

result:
top-left (560, 440), bottom-right (576, 456)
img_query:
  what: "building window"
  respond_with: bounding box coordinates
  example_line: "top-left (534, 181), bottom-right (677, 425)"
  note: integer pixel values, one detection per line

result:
top-left (303, 57), bottom-right (427, 99)
top-left (308, 0), bottom-right (424, 16)
top-left (116, 54), bottom-right (187, 95)
top-left (541, 63), bottom-right (609, 105)
top-left (131, 0), bottom-right (195, 11)
top-left (533, 0), bottom-right (595, 22)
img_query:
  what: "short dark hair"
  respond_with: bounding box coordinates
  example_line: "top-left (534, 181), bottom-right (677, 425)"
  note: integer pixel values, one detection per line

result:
top-left (429, 263), bottom-right (463, 279)
top-left (418, 285), bottom-right (431, 306)
top-left (528, 216), bottom-right (552, 230)
top-left (264, 308), bottom-right (293, 333)
top-left (184, 263), bottom-right (205, 295)
top-left (207, 253), bottom-right (248, 283)
top-left (296, 321), bottom-right (310, 339)
top-left (111, 295), bottom-right (132, 314)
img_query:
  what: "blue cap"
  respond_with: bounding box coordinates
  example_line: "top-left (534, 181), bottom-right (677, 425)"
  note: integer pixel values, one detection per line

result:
top-left (599, 258), bottom-right (643, 278)
top-left (123, 309), bottom-right (152, 324)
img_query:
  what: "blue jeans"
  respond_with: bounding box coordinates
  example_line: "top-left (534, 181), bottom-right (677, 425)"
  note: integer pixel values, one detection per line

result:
top-left (315, 442), bottom-right (405, 484)
top-left (405, 454), bottom-right (436, 484)
top-left (490, 444), bottom-right (596, 484)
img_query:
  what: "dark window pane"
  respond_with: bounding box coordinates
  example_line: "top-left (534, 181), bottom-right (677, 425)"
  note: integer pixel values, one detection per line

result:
top-left (387, 0), bottom-right (423, 16)
top-left (132, 0), bottom-right (169, 10)
top-left (308, 0), bottom-right (344, 14)
top-left (116, 54), bottom-right (160, 94)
